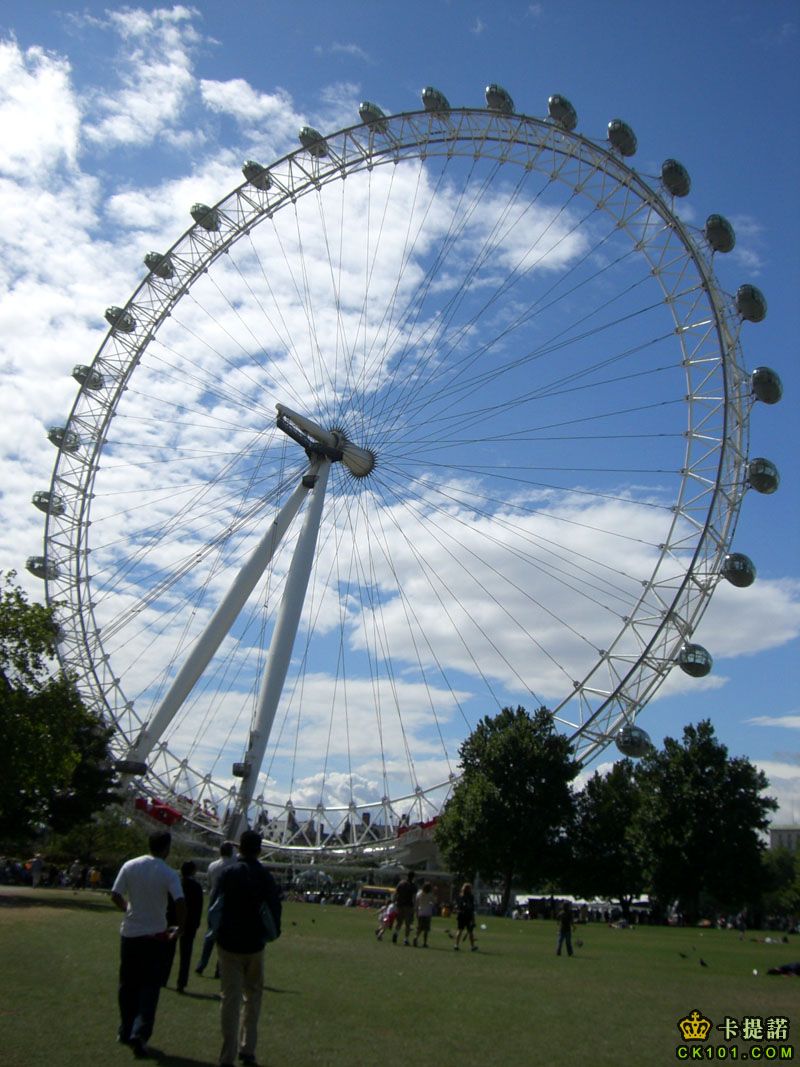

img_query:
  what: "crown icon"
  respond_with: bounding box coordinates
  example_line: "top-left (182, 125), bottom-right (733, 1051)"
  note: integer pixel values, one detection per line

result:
top-left (678, 1010), bottom-right (712, 1041)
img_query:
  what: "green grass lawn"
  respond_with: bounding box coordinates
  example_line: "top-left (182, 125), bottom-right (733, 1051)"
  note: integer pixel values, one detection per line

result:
top-left (1, 886), bottom-right (798, 1066)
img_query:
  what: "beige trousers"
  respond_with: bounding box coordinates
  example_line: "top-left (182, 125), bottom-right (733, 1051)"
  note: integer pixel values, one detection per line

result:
top-left (217, 945), bottom-right (264, 1065)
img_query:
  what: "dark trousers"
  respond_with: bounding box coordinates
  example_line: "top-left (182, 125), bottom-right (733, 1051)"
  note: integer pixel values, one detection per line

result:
top-left (119, 936), bottom-right (169, 1044)
top-left (177, 930), bottom-right (198, 989)
top-left (163, 930), bottom-right (199, 989)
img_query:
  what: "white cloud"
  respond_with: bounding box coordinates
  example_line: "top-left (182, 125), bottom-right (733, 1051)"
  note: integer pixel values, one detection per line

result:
top-left (0, 39), bottom-right (81, 177)
top-left (747, 715), bottom-right (800, 730)
top-left (755, 759), bottom-right (800, 824)
top-left (83, 6), bottom-right (202, 148)
top-left (200, 78), bottom-right (299, 139)
top-left (329, 42), bottom-right (372, 63)
top-left (694, 578), bottom-right (800, 658)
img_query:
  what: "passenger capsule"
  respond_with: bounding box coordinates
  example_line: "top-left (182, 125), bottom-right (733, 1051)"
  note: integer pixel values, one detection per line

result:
top-left (547, 94), bottom-right (577, 131)
top-left (242, 160), bottom-right (271, 190)
top-left (114, 759), bottom-right (148, 776)
top-left (47, 426), bottom-right (80, 453)
top-left (704, 214), bottom-right (736, 253)
top-left (299, 126), bottom-right (328, 157)
top-left (661, 159), bottom-right (691, 197)
top-left (72, 365), bottom-right (104, 390)
top-left (190, 203), bottom-right (220, 231)
top-left (751, 366), bottom-right (783, 405)
top-left (421, 86), bottom-right (450, 112)
top-left (32, 490), bottom-right (66, 516)
top-left (616, 724), bottom-right (652, 758)
top-left (736, 284), bottom-right (767, 323)
top-left (678, 643), bottom-right (713, 678)
top-left (104, 306), bottom-right (136, 333)
top-left (747, 457), bottom-right (780, 494)
top-left (721, 552), bottom-right (756, 588)
top-left (26, 556), bottom-right (59, 581)
top-left (485, 84), bottom-right (514, 114)
top-left (358, 101), bottom-right (388, 131)
top-left (608, 119), bottom-right (637, 156)
top-left (144, 251), bottom-right (175, 279)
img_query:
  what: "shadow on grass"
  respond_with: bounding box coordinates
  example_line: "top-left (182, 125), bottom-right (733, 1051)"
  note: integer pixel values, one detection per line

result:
top-left (0, 889), bottom-right (114, 914)
top-left (145, 1050), bottom-right (216, 1067)
top-left (175, 983), bottom-right (299, 997)
top-left (170, 990), bottom-right (220, 1003)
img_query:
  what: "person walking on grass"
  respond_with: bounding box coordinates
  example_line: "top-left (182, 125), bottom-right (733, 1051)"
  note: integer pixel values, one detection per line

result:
top-left (413, 881), bottom-right (436, 947)
top-left (164, 861), bottom-right (204, 992)
top-left (215, 830), bottom-right (282, 1067)
top-left (111, 830), bottom-right (186, 1059)
top-left (556, 900), bottom-right (574, 957)
top-left (196, 840), bottom-right (237, 976)
top-left (392, 870), bottom-right (416, 945)
top-left (454, 883), bottom-right (477, 951)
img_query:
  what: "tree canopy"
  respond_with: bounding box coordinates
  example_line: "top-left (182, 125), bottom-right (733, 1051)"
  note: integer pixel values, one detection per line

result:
top-left (435, 705), bottom-right (578, 913)
top-left (568, 758), bottom-right (645, 916)
top-left (632, 719), bottom-right (776, 922)
top-left (0, 573), bottom-right (120, 847)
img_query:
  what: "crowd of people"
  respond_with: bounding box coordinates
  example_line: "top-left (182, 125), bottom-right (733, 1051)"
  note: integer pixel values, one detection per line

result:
top-left (374, 873), bottom-right (480, 952)
top-left (0, 854), bottom-right (105, 890)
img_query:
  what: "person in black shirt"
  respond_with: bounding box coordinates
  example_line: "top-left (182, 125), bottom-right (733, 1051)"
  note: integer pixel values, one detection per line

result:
top-left (454, 883), bottom-right (477, 951)
top-left (391, 871), bottom-right (416, 945)
top-left (176, 862), bottom-right (204, 991)
top-left (215, 831), bottom-right (282, 1067)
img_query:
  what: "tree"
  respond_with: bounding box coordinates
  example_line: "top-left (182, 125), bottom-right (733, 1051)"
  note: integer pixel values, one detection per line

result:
top-left (758, 848), bottom-right (800, 924)
top-left (46, 805), bottom-right (151, 872)
top-left (435, 706), bottom-right (578, 913)
top-left (632, 720), bottom-right (777, 923)
top-left (0, 573), bottom-right (120, 847)
top-left (569, 759), bottom-right (646, 918)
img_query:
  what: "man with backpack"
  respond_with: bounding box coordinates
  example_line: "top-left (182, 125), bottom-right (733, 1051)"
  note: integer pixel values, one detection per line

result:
top-left (214, 830), bottom-right (282, 1067)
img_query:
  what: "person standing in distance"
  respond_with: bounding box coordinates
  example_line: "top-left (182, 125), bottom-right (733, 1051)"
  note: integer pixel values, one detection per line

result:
top-left (215, 830), bottom-right (282, 1067)
top-left (453, 882), bottom-right (477, 951)
top-left (195, 840), bottom-right (237, 976)
top-left (392, 871), bottom-right (416, 945)
top-left (556, 900), bottom-right (574, 957)
top-left (111, 830), bottom-right (186, 1059)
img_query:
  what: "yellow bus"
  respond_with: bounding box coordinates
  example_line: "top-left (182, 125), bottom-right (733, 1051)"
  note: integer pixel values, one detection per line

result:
top-left (356, 884), bottom-right (394, 907)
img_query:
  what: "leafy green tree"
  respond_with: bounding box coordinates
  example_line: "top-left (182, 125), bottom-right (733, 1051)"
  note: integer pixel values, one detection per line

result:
top-left (0, 573), bottom-right (119, 847)
top-left (632, 720), bottom-right (776, 923)
top-left (569, 759), bottom-right (646, 917)
top-left (758, 848), bottom-right (800, 922)
top-left (46, 805), bottom-right (150, 871)
top-left (435, 706), bottom-right (578, 913)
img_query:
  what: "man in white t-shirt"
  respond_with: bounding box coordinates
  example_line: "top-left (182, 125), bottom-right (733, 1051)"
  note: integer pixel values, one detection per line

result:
top-left (111, 830), bottom-right (186, 1058)
top-left (195, 840), bottom-right (236, 975)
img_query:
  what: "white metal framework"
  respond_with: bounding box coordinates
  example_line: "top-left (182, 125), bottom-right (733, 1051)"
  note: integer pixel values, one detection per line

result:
top-left (38, 102), bottom-right (760, 849)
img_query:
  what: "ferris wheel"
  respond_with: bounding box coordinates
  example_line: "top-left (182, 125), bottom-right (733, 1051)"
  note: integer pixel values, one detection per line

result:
top-left (30, 84), bottom-right (782, 850)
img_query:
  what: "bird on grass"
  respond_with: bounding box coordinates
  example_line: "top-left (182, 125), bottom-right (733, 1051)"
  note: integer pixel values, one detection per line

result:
top-left (700, 958), bottom-right (710, 968)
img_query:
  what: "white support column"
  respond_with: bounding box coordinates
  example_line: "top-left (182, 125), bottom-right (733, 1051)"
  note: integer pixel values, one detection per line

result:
top-left (228, 458), bottom-right (332, 837)
top-left (125, 463), bottom-right (320, 768)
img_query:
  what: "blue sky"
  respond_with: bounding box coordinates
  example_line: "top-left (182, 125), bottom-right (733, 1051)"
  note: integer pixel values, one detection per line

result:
top-left (0, 1), bottom-right (798, 828)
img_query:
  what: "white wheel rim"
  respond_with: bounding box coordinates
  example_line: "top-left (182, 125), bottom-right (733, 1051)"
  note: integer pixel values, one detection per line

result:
top-left (42, 108), bottom-right (750, 848)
